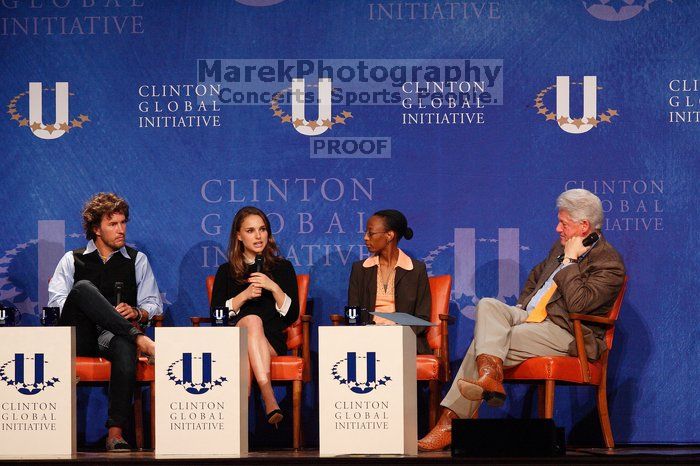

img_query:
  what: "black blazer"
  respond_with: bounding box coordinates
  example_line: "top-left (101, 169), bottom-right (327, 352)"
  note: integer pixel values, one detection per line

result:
top-left (211, 259), bottom-right (299, 356)
top-left (347, 256), bottom-right (432, 354)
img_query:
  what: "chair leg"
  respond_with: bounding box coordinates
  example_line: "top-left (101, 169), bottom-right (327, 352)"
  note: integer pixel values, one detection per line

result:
top-left (544, 380), bottom-right (555, 419)
top-left (428, 380), bottom-right (440, 429)
top-left (299, 413), bottom-right (305, 448)
top-left (133, 386), bottom-right (144, 450)
top-left (150, 381), bottom-right (156, 449)
top-left (537, 383), bottom-right (546, 418)
top-left (597, 381), bottom-right (615, 449)
top-left (292, 380), bottom-right (302, 450)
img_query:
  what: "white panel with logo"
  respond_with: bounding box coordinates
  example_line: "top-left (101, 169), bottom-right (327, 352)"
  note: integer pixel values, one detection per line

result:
top-left (155, 327), bottom-right (248, 457)
top-left (0, 327), bottom-right (76, 458)
top-left (319, 326), bottom-right (417, 456)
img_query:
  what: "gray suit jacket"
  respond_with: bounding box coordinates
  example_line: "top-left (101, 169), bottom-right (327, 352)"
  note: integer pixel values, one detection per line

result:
top-left (518, 236), bottom-right (626, 360)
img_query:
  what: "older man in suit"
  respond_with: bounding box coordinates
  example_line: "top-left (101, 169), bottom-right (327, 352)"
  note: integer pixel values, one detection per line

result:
top-left (418, 188), bottom-right (626, 451)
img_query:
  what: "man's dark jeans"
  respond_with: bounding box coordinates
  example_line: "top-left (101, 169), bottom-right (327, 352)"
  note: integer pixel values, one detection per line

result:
top-left (58, 280), bottom-right (143, 429)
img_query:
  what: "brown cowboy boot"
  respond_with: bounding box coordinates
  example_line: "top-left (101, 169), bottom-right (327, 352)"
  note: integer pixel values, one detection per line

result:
top-left (457, 354), bottom-right (506, 407)
top-left (417, 408), bottom-right (459, 451)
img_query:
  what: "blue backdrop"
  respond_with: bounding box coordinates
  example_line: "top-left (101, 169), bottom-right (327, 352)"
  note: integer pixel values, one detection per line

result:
top-left (1, 0), bottom-right (698, 446)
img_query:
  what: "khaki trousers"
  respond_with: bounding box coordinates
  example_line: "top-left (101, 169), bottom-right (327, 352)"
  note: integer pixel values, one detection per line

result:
top-left (441, 297), bottom-right (574, 418)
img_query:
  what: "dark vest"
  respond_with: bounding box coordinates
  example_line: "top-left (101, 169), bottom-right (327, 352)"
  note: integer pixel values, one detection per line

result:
top-left (72, 246), bottom-right (138, 307)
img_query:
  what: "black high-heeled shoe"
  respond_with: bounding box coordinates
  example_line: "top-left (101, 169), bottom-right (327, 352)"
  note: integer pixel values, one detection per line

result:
top-left (266, 409), bottom-right (283, 427)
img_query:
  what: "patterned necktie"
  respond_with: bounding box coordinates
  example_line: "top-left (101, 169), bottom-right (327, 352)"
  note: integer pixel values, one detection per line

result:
top-left (525, 283), bottom-right (558, 323)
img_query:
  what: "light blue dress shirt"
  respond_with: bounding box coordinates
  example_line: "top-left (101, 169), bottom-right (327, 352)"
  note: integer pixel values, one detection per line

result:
top-left (525, 239), bottom-right (599, 315)
top-left (526, 262), bottom-right (570, 313)
top-left (48, 240), bottom-right (163, 319)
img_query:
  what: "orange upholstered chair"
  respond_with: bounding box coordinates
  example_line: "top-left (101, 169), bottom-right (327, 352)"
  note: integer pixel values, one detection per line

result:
top-left (191, 274), bottom-right (311, 450)
top-left (330, 274), bottom-right (455, 429)
top-left (502, 277), bottom-right (628, 449)
top-left (75, 315), bottom-right (163, 450)
top-left (417, 274), bottom-right (455, 428)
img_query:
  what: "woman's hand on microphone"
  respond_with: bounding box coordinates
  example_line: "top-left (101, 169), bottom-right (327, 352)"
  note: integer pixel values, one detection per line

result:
top-left (248, 272), bottom-right (286, 310)
top-left (248, 272), bottom-right (280, 293)
top-left (246, 283), bottom-right (262, 300)
top-left (231, 284), bottom-right (261, 310)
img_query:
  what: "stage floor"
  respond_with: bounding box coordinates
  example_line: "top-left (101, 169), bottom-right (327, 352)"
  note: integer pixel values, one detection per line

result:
top-left (4, 447), bottom-right (700, 465)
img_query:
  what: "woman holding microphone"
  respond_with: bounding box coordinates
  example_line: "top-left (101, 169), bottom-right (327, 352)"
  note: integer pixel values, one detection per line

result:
top-left (211, 206), bottom-right (299, 426)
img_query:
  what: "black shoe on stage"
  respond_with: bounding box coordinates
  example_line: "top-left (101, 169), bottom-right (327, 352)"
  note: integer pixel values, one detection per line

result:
top-left (266, 409), bottom-right (284, 427)
top-left (106, 436), bottom-right (131, 453)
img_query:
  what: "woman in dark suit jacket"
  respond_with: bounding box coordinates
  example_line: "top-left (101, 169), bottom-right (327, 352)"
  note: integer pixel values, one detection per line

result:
top-left (347, 209), bottom-right (432, 354)
top-left (211, 206), bottom-right (299, 426)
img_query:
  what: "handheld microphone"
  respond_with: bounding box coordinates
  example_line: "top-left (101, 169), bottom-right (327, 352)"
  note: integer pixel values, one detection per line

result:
top-left (114, 281), bottom-right (124, 306)
top-left (250, 255), bottom-right (264, 301)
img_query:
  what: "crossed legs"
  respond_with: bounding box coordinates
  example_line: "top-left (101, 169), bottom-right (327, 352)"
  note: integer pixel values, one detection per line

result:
top-left (236, 315), bottom-right (280, 418)
top-left (442, 298), bottom-right (572, 415)
top-left (418, 298), bottom-right (573, 451)
top-left (59, 279), bottom-right (156, 448)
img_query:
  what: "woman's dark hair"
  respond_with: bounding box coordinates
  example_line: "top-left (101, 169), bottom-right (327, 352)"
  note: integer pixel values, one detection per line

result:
top-left (372, 209), bottom-right (414, 242)
top-left (227, 206), bottom-right (281, 283)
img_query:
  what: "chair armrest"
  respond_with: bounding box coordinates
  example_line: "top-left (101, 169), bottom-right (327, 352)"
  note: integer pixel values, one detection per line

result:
top-left (570, 312), bottom-right (613, 382)
top-left (438, 314), bottom-right (456, 325)
top-left (329, 314), bottom-right (344, 326)
top-left (301, 315), bottom-right (312, 381)
top-left (572, 320), bottom-right (591, 383)
top-left (190, 316), bottom-right (213, 327)
top-left (569, 313), bottom-right (615, 326)
top-left (437, 313), bottom-right (454, 380)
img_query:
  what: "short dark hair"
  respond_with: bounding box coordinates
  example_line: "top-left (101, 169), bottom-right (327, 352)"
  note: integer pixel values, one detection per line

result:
top-left (82, 192), bottom-right (130, 241)
top-left (372, 209), bottom-right (414, 241)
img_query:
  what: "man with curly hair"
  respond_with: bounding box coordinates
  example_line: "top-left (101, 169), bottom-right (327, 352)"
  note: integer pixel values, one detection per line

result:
top-left (48, 192), bottom-right (162, 452)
